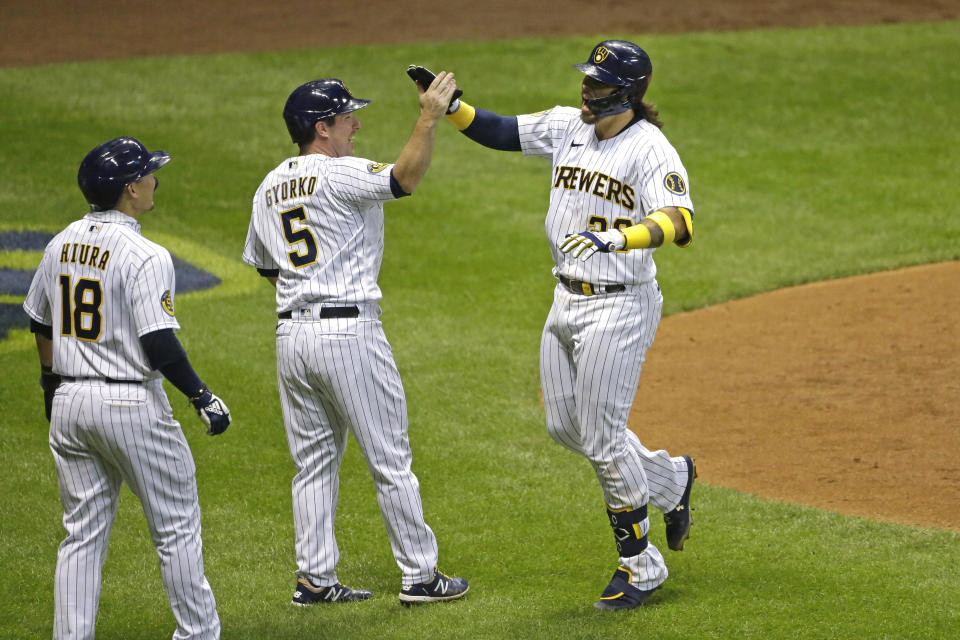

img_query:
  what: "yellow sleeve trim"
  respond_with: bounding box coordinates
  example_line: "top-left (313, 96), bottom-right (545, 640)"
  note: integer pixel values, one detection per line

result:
top-left (445, 101), bottom-right (476, 130)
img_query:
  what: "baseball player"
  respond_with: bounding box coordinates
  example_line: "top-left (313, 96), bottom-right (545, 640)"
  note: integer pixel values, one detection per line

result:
top-left (242, 75), bottom-right (468, 605)
top-left (23, 137), bottom-right (231, 639)
top-left (415, 40), bottom-right (697, 609)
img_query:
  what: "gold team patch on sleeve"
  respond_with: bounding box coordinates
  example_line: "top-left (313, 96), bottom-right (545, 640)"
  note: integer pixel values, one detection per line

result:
top-left (161, 290), bottom-right (175, 316)
top-left (367, 162), bottom-right (389, 173)
top-left (664, 172), bottom-right (687, 195)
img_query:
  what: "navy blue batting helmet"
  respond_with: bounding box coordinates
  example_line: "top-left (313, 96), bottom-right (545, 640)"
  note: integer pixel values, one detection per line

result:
top-left (283, 79), bottom-right (371, 144)
top-left (574, 40), bottom-right (652, 118)
top-left (77, 137), bottom-right (170, 211)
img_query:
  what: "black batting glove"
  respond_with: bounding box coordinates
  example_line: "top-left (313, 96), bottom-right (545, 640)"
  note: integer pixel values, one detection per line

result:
top-left (190, 388), bottom-right (231, 436)
top-left (40, 365), bottom-right (61, 421)
top-left (406, 64), bottom-right (463, 113)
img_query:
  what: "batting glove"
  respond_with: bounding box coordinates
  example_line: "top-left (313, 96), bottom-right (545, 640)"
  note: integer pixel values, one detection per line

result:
top-left (190, 388), bottom-right (231, 436)
top-left (406, 65), bottom-right (463, 113)
top-left (559, 230), bottom-right (625, 260)
top-left (39, 365), bottom-right (61, 422)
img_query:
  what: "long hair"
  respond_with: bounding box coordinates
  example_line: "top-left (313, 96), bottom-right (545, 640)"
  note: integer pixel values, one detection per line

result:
top-left (635, 100), bottom-right (663, 129)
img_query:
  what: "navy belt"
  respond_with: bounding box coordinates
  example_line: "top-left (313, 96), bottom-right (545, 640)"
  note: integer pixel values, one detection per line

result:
top-left (278, 306), bottom-right (360, 320)
top-left (61, 376), bottom-right (142, 385)
top-left (558, 274), bottom-right (626, 296)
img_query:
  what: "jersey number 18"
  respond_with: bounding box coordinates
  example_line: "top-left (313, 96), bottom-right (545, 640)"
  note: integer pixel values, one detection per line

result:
top-left (59, 275), bottom-right (102, 341)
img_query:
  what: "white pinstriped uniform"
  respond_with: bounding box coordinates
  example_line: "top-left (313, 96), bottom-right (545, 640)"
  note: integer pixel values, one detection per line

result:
top-left (23, 210), bottom-right (219, 640)
top-left (518, 106), bottom-right (694, 589)
top-left (243, 154), bottom-right (440, 587)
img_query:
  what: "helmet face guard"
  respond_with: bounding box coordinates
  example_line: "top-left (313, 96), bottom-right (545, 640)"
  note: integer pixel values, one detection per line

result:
top-left (574, 40), bottom-right (652, 118)
top-left (77, 137), bottom-right (170, 211)
top-left (283, 79), bottom-right (371, 144)
top-left (582, 83), bottom-right (637, 118)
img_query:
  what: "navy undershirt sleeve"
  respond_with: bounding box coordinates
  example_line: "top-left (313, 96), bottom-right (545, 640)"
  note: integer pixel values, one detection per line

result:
top-left (29, 318), bottom-right (53, 339)
top-left (389, 170), bottom-right (411, 199)
top-left (140, 328), bottom-right (205, 398)
top-left (461, 108), bottom-right (521, 151)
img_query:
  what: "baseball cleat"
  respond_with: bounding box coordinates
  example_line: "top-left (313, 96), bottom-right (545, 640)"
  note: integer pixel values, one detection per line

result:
top-left (398, 569), bottom-right (469, 604)
top-left (594, 567), bottom-right (659, 610)
top-left (292, 578), bottom-right (373, 605)
top-left (664, 455), bottom-right (697, 551)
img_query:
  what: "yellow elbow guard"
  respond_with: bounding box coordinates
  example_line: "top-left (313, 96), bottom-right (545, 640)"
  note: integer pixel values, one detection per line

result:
top-left (445, 101), bottom-right (476, 130)
top-left (621, 208), bottom-right (694, 250)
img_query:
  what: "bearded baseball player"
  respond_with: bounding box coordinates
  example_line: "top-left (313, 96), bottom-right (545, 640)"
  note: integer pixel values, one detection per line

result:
top-left (23, 137), bottom-right (231, 639)
top-left (242, 75), bottom-right (468, 605)
top-left (412, 40), bottom-right (697, 609)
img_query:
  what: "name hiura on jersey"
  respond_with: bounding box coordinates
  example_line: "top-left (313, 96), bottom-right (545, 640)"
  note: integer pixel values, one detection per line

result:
top-left (25, 214), bottom-right (182, 381)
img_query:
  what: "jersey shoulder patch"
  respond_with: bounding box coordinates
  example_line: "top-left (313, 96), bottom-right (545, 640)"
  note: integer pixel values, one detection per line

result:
top-left (367, 162), bottom-right (389, 173)
top-left (664, 172), bottom-right (687, 195)
top-left (160, 290), bottom-right (175, 316)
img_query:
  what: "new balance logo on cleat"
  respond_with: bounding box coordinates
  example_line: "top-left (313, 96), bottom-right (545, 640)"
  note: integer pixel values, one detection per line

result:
top-left (398, 569), bottom-right (469, 604)
top-left (291, 579), bottom-right (373, 605)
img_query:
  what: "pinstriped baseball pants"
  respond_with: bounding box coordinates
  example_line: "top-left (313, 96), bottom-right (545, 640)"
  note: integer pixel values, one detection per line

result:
top-left (540, 281), bottom-right (687, 589)
top-left (49, 379), bottom-right (219, 640)
top-left (276, 314), bottom-right (439, 588)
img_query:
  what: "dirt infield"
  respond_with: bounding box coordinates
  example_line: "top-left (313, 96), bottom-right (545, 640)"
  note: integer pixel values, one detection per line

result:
top-left (4, 0), bottom-right (960, 68)
top-left (6, 1), bottom-right (958, 531)
top-left (635, 261), bottom-right (960, 531)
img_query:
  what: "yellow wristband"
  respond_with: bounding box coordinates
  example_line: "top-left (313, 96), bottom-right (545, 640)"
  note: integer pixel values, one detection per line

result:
top-left (445, 101), bottom-right (476, 130)
top-left (621, 223), bottom-right (653, 249)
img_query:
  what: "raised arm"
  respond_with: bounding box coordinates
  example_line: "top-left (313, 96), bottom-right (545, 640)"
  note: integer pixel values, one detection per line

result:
top-left (391, 71), bottom-right (459, 194)
top-left (406, 65), bottom-right (521, 151)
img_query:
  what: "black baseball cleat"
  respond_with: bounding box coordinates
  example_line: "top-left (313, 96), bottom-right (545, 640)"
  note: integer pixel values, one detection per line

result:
top-left (594, 567), bottom-right (659, 610)
top-left (292, 578), bottom-right (373, 605)
top-left (398, 569), bottom-right (469, 604)
top-left (664, 455), bottom-right (697, 551)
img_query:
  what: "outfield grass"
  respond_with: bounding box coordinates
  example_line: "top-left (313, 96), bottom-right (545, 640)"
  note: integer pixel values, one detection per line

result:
top-left (2, 21), bottom-right (959, 639)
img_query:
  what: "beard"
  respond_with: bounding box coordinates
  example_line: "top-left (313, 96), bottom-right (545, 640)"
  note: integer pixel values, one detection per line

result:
top-left (580, 101), bottom-right (597, 124)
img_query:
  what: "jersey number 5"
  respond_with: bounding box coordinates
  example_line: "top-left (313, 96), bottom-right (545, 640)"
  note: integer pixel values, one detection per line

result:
top-left (59, 275), bottom-right (102, 341)
top-left (280, 206), bottom-right (318, 268)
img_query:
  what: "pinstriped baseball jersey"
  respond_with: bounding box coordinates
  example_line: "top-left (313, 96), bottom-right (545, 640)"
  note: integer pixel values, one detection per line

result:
top-left (24, 208), bottom-right (220, 638)
top-left (517, 106), bottom-right (694, 286)
top-left (242, 154), bottom-right (396, 312)
top-left (245, 148), bottom-right (444, 590)
top-left (516, 103), bottom-right (696, 594)
top-left (23, 210), bottom-right (180, 380)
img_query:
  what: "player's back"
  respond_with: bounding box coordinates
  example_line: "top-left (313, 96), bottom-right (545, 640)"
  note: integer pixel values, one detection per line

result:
top-left (40, 213), bottom-right (177, 380)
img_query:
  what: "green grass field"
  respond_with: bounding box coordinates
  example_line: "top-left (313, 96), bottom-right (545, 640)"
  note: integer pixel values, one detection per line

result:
top-left (2, 21), bottom-right (959, 639)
